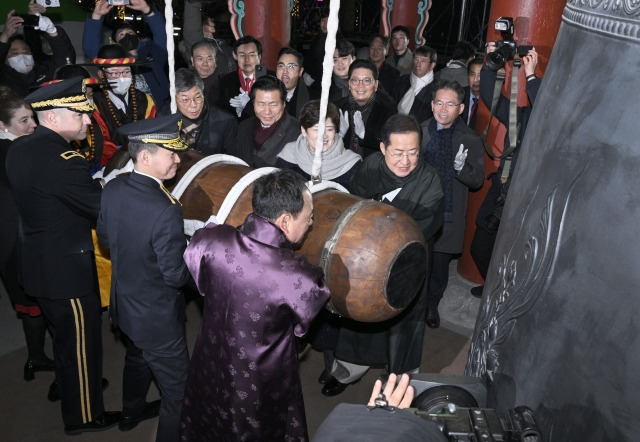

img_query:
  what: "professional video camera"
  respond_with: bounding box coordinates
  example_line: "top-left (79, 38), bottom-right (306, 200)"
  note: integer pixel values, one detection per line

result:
top-left (485, 17), bottom-right (534, 72)
top-left (411, 404), bottom-right (541, 442)
top-left (407, 377), bottom-right (542, 441)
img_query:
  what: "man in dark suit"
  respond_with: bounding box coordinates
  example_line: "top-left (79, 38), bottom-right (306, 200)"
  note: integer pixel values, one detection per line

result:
top-left (393, 45), bottom-right (438, 123)
top-left (461, 57), bottom-right (483, 129)
top-left (232, 76), bottom-right (301, 167)
top-left (97, 114), bottom-right (191, 441)
top-left (276, 47), bottom-right (319, 118)
top-left (217, 35), bottom-right (274, 120)
top-left (5, 78), bottom-right (121, 435)
top-left (336, 59), bottom-right (397, 158)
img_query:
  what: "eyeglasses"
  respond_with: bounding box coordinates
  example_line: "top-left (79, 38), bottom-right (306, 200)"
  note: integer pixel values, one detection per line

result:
top-left (237, 52), bottom-right (258, 59)
top-left (349, 77), bottom-right (374, 86)
top-left (276, 62), bottom-right (299, 71)
top-left (389, 150), bottom-right (419, 160)
top-left (194, 56), bottom-right (215, 63)
top-left (103, 69), bottom-right (132, 79)
top-left (433, 100), bottom-right (461, 109)
top-left (177, 95), bottom-right (204, 106)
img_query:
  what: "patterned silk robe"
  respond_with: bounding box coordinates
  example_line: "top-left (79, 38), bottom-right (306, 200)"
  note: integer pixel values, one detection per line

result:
top-left (180, 214), bottom-right (330, 442)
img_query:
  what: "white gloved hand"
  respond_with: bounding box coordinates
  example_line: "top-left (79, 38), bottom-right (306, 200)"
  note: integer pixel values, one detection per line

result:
top-left (339, 110), bottom-right (349, 138)
top-left (229, 88), bottom-right (250, 117)
top-left (454, 144), bottom-right (468, 171)
top-left (353, 110), bottom-right (365, 139)
top-left (302, 72), bottom-right (315, 87)
top-left (35, 14), bottom-right (56, 34)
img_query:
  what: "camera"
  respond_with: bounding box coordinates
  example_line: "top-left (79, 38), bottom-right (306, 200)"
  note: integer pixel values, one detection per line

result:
top-left (412, 405), bottom-right (542, 442)
top-left (485, 17), bottom-right (534, 72)
top-left (16, 14), bottom-right (40, 27)
top-left (107, 0), bottom-right (131, 5)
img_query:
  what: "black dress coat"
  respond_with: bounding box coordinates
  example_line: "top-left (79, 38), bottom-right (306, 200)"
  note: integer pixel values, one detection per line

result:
top-left (335, 92), bottom-right (398, 158)
top-left (420, 117), bottom-right (485, 254)
top-left (5, 126), bottom-right (102, 300)
top-left (392, 74), bottom-right (437, 124)
top-left (216, 68), bottom-right (275, 120)
top-left (97, 172), bottom-right (191, 342)
top-left (232, 113), bottom-right (301, 168)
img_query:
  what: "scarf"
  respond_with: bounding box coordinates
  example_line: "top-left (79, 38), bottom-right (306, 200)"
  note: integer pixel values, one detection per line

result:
top-left (332, 75), bottom-right (350, 99)
top-left (277, 134), bottom-right (361, 181)
top-left (398, 71), bottom-right (434, 115)
top-left (350, 152), bottom-right (444, 241)
top-left (253, 115), bottom-right (285, 150)
top-left (347, 94), bottom-right (375, 154)
top-left (423, 118), bottom-right (456, 222)
top-left (181, 104), bottom-right (207, 147)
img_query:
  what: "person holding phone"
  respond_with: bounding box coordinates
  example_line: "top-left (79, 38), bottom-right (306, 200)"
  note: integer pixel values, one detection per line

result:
top-left (0, 0), bottom-right (75, 97)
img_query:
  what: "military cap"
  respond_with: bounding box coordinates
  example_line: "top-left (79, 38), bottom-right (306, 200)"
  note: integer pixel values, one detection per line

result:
top-left (24, 77), bottom-right (93, 112)
top-left (117, 114), bottom-right (189, 152)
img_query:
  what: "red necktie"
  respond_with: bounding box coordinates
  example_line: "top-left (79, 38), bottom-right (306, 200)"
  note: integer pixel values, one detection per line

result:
top-left (244, 76), bottom-right (254, 92)
top-left (469, 97), bottom-right (478, 123)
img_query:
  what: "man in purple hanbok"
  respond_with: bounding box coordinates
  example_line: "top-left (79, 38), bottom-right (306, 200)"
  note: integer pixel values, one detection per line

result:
top-left (180, 169), bottom-right (330, 441)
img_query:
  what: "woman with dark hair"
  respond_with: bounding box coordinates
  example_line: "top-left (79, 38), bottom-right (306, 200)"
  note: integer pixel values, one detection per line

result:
top-left (0, 85), bottom-right (54, 381)
top-left (276, 99), bottom-right (361, 188)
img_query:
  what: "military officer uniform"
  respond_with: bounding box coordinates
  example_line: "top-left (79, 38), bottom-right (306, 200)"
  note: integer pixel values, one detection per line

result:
top-left (5, 78), bottom-right (121, 434)
top-left (97, 114), bottom-right (191, 441)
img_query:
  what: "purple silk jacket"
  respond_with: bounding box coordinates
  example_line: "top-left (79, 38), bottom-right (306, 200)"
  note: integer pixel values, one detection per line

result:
top-left (180, 213), bottom-right (330, 441)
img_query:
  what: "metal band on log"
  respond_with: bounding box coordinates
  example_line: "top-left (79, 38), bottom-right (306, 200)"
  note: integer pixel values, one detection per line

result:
top-left (170, 154), bottom-right (426, 323)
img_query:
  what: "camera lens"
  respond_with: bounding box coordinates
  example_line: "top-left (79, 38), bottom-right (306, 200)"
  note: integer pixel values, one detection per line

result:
top-left (485, 46), bottom-right (509, 72)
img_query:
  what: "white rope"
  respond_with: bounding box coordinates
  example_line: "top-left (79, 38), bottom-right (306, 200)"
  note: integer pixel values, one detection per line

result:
top-left (311, 0), bottom-right (341, 181)
top-left (172, 154), bottom-right (249, 200)
top-left (164, 2), bottom-right (176, 113)
top-left (308, 180), bottom-right (349, 195)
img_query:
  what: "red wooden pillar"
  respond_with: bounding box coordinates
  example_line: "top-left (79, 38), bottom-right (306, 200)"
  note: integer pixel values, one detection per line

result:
top-left (228, 0), bottom-right (290, 70)
top-left (457, 0), bottom-right (565, 283)
top-left (380, 0), bottom-right (431, 50)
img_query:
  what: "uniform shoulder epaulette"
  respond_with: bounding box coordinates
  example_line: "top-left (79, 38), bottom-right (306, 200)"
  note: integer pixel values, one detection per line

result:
top-left (159, 184), bottom-right (182, 206)
top-left (60, 151), bottom-right (86, 161)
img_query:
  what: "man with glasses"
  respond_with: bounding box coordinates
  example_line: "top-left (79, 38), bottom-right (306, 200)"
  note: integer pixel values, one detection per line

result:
top-left (92, 45), bottom-right (157, 148)
top-left (335, 59), bottom-right (397, 158)
top-left (218, 35), bottom-right (274, 120)
top-left (276, 47), bottom-right (319, 118)
top-left (420, 79), bottom-right (484, 328)
top-left (322, 114), bottom-right (444, 397)
top-left (232, 76), bottom-right (300, 167)
top-left (163, 68), bottom-right (237, 156)
top-left (393, 45), bottom-right (438, 122)
top-left (386, 25), bottom-right (413, 75)
top-left (368, 34), bottom-right (400, 98)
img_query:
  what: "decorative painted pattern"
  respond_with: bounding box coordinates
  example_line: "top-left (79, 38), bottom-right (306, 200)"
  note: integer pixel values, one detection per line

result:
top-left (416, 0), bottom-right (432, 45)
top-left (228, 0), bottom-right (246, 39)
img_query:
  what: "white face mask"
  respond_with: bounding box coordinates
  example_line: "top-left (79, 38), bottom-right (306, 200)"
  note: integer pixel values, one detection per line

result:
top-left (108, 77), bottom-right (132, 95)
top-left (8, 54), bottom-right (35, 74)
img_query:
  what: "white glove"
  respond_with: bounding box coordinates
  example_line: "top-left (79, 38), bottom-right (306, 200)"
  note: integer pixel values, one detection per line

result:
top-left (35, 14), bottom-right (56, 34)
top-left (353, 110), bottom-right (365, 139)
top-left (454, 144), bottom-right (468, 172)
top-left (339, 110), bottom-right (349, 138)
top-left (229, 88), bottom-right (250, 117)
top-left (302, 72), bottom-right (315, 87)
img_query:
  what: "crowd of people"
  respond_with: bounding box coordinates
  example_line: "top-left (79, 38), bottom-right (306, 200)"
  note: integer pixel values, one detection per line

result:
top-left (0, 1), bottom-right (542, 440)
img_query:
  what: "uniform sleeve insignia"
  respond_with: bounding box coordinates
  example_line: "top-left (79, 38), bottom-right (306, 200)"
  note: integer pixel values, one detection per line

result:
top-left (60, 151), bottom-right (86, 161)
